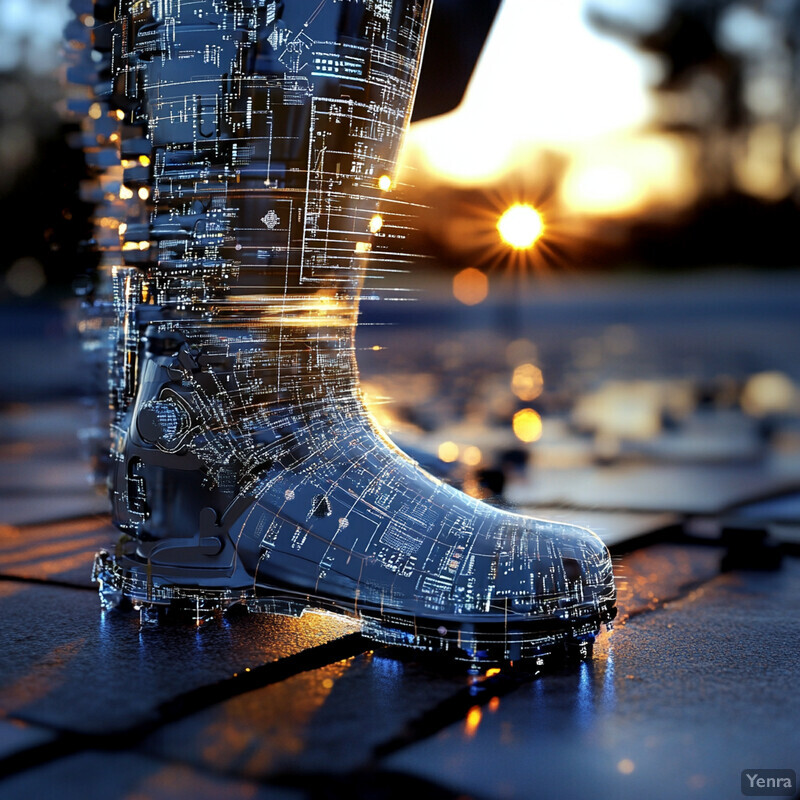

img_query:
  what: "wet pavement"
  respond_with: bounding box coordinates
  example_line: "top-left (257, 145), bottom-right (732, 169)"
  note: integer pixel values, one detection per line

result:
top-left (1, 272), bottom-right (799, 799)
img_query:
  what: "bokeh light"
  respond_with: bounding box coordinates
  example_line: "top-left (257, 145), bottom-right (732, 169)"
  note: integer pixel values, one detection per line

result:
top-left (438, 441), bottom-right (460, 462)
top-left (511, 363), bottom-right (544, 401)
top-left (452, 267), bottom-right (488, 305)
top-left (512, 408), bottom-right (543, 443)
top-left (461, 445), bottom-right (482, 466)
top-left (741, 371), bottom-right (796, 416)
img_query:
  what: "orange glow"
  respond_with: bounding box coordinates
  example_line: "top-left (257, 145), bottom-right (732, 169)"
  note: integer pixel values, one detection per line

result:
top-left (465, 705), bottom-right (482, 738)
top-left (511, 363), bottom-right (544, 402)
top-left (355, 242), bottom-right (371, 253)
top-left (489, 696), bottom-right (500, 712)
top-left (497, 204), bottom-right (543, 249)
top-left (88, 103), bottom-right (102, 120)
top-left (438, 441), bottom-right (459, 463)
top-left (512, 408), bottom-right (543, 443)
top-left (119, 185), bottom-right (134, 200)
top-left (115, 109), bottom-right (125, 120)
top-left (485, 667), bottom-right (501, 677)
top-left (369, 214), bottom-right (383, 233)
top-left (138, 187), bottom-right (150, 200)
top-left (617, 759), bottom-right (635, 775)
top-left (452, 267), bottom-right (488, 306)
top-left (378, 174), bottom-right (392, 191)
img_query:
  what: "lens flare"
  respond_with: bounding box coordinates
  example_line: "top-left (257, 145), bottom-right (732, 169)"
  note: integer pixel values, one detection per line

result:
top-left (497, 204), bottom-right (543, 250)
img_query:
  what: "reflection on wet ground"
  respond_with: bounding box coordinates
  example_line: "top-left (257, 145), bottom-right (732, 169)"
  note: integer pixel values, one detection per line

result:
top-left (1, 272), bottom-right (799, 799)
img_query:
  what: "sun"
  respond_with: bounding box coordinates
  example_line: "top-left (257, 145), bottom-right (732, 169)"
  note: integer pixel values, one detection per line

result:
top-left (497, 204), bottom-right (544, 250)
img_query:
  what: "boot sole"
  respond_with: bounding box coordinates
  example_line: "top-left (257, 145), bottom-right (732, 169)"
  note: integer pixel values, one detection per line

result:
top-left (92, 549), bottom-right (615, 669)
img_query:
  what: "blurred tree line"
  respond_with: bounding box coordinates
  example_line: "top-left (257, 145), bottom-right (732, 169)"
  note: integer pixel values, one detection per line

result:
top-left (588, 0), bottom-right (800, 266)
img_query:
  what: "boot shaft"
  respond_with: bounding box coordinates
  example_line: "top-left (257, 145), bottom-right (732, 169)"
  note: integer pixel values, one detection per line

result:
top-left (100, 0), bottom-right (432, 537)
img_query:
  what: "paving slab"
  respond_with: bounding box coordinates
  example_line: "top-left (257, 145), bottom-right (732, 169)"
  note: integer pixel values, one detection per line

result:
top-left (519, 507), bottom-right (677, 548)
top-left (506, 461), bottom-right (800, 515)
top-left (0, 751), bottom-right (304, 800)
top-left (0, 581), bottom-right (361, 735)
top-left (139, 651), bottom-right (473, 779)
top-left (131, 544), bottom-right (721, 783)
top-left (384, 559), bottom-right (800, 800)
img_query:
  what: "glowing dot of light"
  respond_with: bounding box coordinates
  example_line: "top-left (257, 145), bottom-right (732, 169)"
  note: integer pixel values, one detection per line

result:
top-left (465, 706), bottom-right (482, 738)
top-left (378, 174), bottom-right (392, 191)
top-left (88, 102), bottom-right (102, 120)
top-left (119, 185), bottom-right (134, 200)
top-left (452, 267), bottom-right (488, 306)
top-left (355, 242), bottom-right (371, 253)
top-left (461, 445), bottom-right (482, 466)
top-left (617, 759), bottom-right (635, 775)
top-left (138, 187), bottom-right (150, 200)
top-left (497, 204), bottom-right (543, 250)
top-left (139, 155), bottom-right (151, 167)
top-left (118, 222), bottom-right (127, 235)
top-left (115, 109), bottom-right (125, 120)
top-left (512, 408), bottom-right (543, 443)
top-left (438, 441), bottom-right (460, 463)
top-left (369, 214), bottom-right (383, 233)
top-left (511, 363), bottom-right (544, 402)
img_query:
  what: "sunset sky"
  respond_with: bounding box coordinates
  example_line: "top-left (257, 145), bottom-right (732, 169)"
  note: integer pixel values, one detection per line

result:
top-left (405, 0), bottom-right (697, 216)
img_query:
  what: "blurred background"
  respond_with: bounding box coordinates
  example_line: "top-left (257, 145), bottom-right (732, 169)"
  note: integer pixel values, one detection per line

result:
top-left (2, 7), bottom-right (799, 794)
top-left (2, 0), bottom-right (800, 515)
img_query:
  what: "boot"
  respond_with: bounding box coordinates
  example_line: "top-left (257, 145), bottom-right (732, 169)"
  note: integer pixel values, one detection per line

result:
top-left (88, 0), bottom-right (616, 666)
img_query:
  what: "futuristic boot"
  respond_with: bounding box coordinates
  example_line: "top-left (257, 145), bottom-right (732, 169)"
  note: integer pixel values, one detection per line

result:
top-left (88, 0), bottom-right (616, 666)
